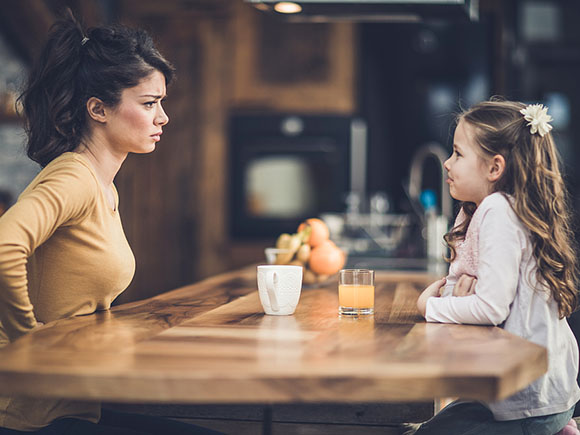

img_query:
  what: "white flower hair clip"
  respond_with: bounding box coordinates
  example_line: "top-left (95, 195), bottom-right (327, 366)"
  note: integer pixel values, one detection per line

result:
top-left (520, 104), bottom-right (553, 137)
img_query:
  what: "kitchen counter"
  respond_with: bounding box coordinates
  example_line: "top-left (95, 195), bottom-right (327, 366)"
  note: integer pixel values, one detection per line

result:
top-left (0, 266), bottom-right (547, 405)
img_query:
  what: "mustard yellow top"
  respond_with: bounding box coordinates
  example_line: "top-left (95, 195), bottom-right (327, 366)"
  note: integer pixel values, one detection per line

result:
top-left (0, 152), bottom-right (135, 431)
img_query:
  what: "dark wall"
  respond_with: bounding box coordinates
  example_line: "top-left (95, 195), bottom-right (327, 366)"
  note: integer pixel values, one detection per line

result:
top-left (506, 0), bottom-right (580, 209)
top-left (359, 18), bottom-right (493, 214)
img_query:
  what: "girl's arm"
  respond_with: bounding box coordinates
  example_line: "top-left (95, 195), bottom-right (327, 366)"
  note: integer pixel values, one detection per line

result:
top-left (0, 160), bottom-right (97, 341)
top-left (440, 272), bottom-right (458, 297)
top-left (418, 275), bottom-right (476, 317)
top-left (453, 274), bottom-right (477, 296)
top-left (417, 277), bottom-right (447, 316)
top-left (424, 197), bottom-right (524, 325)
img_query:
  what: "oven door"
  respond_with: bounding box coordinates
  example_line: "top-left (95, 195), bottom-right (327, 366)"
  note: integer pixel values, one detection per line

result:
top-left (230, 134), bottom-right (350, 239)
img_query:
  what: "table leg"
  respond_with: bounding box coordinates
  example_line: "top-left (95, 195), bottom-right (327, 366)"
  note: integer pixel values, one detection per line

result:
top-left (262, 405), bottom-right (273, 435)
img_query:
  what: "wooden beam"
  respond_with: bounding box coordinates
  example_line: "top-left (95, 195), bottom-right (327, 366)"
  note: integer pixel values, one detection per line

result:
top-left (51, 0), bottom-right (108, 27)
top-left (0, 0), bottom-right (55, 64)
top-left (120, 0), bottom-right (230, 19)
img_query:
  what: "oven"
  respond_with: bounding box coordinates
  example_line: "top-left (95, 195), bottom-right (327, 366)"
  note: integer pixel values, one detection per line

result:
top-left (229, 113), bottom-right (366, 239)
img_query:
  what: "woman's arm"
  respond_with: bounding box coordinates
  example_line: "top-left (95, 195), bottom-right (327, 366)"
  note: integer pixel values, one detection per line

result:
top-left (0, 160), bottom-right (97, 341)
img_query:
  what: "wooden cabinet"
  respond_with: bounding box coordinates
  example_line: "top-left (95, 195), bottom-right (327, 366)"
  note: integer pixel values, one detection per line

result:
top-left (0, 92), bottom-right (20, 122)
top-left (232, 3), bottom-right (356, 113)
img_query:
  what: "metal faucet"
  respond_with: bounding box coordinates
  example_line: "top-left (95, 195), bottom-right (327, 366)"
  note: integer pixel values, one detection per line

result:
top-left (408, 142), bottom-right (452, 220)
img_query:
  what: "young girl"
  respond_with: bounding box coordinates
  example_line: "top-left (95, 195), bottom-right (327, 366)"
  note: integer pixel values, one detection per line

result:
top-left (415, 98), bottom-right (580, 435)
top-left (0, 11), bottom-right (221, 435)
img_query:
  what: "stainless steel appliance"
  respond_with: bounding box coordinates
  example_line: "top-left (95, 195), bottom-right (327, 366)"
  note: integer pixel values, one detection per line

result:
top-left (229, 113), bottom-right (366, 239)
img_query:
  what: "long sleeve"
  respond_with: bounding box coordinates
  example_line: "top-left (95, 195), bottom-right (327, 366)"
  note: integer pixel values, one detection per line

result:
top-left (426, 195), bottom-right (525, 325)
top-left (440, 208), bottom-right (467, 298)
top-left (441, 272), bottom-right (457, 298)
top-left (423, 194), bottom-right (580, 421)
top-left (0, 159), bottom-right (97, 341)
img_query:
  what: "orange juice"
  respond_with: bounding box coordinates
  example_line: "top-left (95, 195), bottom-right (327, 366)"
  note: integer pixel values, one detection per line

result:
top-left (338, 284), bottom-right (375, 309)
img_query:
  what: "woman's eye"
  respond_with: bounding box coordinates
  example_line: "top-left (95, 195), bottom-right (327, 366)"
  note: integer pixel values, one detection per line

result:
top-left (144, 101), bottom-right (156, 108)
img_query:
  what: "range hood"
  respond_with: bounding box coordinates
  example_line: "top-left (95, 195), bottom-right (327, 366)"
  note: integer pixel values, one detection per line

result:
top-left (246, 0), bottom-right (479, 23)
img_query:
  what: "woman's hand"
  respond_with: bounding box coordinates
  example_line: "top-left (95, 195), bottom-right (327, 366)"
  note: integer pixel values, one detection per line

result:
top-left (417, 277), bottom-right (446, 318)
top-left (453, 274), bottom-right (477, 297)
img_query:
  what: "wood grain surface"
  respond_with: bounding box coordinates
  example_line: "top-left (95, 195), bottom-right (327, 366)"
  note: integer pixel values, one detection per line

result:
top-left (0, 267), bottom-right (547, 405)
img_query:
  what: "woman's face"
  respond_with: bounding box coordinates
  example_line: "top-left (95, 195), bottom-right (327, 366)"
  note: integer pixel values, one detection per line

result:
top-left (104, 70), bottom-right (169, 154)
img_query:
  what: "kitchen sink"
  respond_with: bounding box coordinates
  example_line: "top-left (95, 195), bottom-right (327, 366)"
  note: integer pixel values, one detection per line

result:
top-left (346, 255), bottom-right (448, 274)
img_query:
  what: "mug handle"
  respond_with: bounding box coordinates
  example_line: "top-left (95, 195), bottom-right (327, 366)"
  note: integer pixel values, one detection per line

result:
top-left (266, 271), bottom-right (280, 312)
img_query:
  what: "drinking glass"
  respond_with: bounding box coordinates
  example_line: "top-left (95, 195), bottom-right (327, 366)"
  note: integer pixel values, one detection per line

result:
top-left (338, 269), bottom-right (375, 315)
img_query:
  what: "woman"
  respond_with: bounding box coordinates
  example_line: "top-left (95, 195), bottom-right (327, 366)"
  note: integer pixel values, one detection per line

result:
top-left (0, 11), bottom-right (220, 435)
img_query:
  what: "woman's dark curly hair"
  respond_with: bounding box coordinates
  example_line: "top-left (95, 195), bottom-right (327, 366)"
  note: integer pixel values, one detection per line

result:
top-left (19, 10), bottom-right (175, 167)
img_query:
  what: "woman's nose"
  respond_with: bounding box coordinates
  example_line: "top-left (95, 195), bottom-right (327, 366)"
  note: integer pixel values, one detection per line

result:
top-left (156, 105), bottom-right (169, 126)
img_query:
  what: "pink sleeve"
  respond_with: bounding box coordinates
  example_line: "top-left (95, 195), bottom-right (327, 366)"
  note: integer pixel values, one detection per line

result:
top-left (426, 198), bottom-right (522, 325)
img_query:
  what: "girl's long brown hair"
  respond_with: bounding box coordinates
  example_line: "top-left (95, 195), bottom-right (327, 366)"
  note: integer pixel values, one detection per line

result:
top-left (445, 97), bottom-right (578, 318)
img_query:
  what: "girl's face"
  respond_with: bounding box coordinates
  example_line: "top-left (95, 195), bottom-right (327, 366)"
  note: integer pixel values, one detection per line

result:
top-left (444, 119), bottom-right (493, 206)
top-left (105, 70), bottom-right (169, 154)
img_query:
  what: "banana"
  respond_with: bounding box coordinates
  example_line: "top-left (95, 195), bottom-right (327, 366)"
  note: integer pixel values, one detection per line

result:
top-left (276, 233), bottom-right (302, 264)
top-left (296, 244), bottom-right (311, 263)
top-left (274, 254), bottom-right (288, 265)
top-left (288, 233), bottom-right (302, 252)
top-left (289, 259), bottom-right (304, 267)
top-left (276, 233), bottom-right (292, 249)
top-left (298, 225), bottom-right (312, 244)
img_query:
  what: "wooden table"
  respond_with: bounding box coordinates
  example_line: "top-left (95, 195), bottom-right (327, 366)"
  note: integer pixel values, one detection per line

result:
top-left (0, 267), bottom-right (547, 405)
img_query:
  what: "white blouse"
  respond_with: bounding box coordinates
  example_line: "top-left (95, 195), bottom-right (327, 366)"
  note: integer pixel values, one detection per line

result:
top-left (426, 192), bottom-right (580, 420)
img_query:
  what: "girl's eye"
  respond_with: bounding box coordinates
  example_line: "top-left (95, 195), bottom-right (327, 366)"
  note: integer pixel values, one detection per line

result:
top-left (454, 150), bottom-right (461, 157)
top-left (144, 101), bottom-right (156, 108)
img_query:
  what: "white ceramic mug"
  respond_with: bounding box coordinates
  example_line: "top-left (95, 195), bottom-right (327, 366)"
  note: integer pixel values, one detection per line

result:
top-left (257, 265), bottom-right (303, 315)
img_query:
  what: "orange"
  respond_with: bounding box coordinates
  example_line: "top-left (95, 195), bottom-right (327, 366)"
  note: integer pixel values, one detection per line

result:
top-left (309, 240), bottom-right (345, 275)
top-left (298, 218), bottom-right (330, 247)
top-left (315, 239), bottom-right (338, 250)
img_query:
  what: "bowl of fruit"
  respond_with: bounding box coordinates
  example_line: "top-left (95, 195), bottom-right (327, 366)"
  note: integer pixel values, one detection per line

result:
top-left (265, 218), bottom-right (347, 286)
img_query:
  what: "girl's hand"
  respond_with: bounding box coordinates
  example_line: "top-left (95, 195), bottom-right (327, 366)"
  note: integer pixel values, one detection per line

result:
top-left (417, 277), bottom-right (446, 317)
top-left (453, 274), bottom-right (477, 297)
